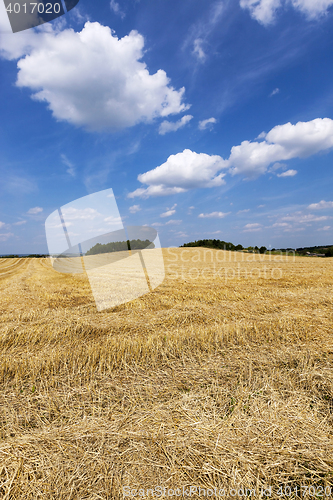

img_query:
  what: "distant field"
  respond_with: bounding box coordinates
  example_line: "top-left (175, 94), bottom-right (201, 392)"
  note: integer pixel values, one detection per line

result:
top-left (0, 249), bottom-right (332, 499)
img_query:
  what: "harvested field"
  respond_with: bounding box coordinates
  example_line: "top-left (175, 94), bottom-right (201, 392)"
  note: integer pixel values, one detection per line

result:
top-left (0, 249), bottom-right (332, 499)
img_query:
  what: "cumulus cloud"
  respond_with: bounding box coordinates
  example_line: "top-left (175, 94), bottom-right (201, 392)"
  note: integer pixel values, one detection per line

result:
top-left (229, 118), bottom-right (333, 177)
top-left (290, 0), bottom-right (333, 18)
top-left (198, 117), bottom-right (217, 130)
top-left (129, 117), bottom-right (333, 197)
top-left (1, 22), bottom-right (189, 132)
top-left (129, 204), bottom-right (141, 214)
top-left (13, 220), bottom-right (27, 226)
top-left (308, 200), bottom-right (333, 210)
top-left (318, 225), bottom-right (331, 231)
top-left (240, 0), bottom-right (282, 25)
top-left (27, 207), bottom-right (43, 215)
top-left (159, 115), bottom-right (193, 135)
top-left (198, 211), bottom-right (230, 218)
top-left (0, 222), bottom-right (5, 229)
top-left (240, 0), bottom-right (333, 25)
top-left (277, 169), bottom-right (297, 177)
top-left (128, 149), bottom-right (227, 198)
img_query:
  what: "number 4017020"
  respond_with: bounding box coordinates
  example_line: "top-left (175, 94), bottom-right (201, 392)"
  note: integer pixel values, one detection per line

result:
top-left (5, 3), bottom-right (61, 14)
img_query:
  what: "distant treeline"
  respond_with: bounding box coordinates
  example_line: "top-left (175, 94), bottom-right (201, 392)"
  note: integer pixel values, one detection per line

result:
top-left (181, 239), bottom-right (244, 251)
top-left (86, 239), bottom-right (154, 256)
top-left (181, 239), bottom-right (268, 253)
top-left (0, 254), bottom-right (48, 258)
top-left (180, 239), bottom-right (333, 257)
top-left (296, 245), bottom-right (333, 257)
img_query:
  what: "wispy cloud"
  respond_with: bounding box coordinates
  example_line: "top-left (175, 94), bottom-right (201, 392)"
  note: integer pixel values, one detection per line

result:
top-left (0, 233), bottom-right (14, 242)
top-left (165, 219), bottom-right (182, 225)
top-left (243, 223), bottom-right (262, 232)
top-left (198, 117), bottom-right (217, 130)
top-left (240, 0), bottom-right (333, 25)
top-left (308, 200), bottom-right (333, 210)
top-left (27, 207), bottom-right (43, 215)
top-left (129, 205), bottom-right (141, 214)
top-left (110, 0), bottom-right (125, 19)
top-left (270, 87), bottom-right (280, 96)
top-left (61, 154), bottom-right (76, 177)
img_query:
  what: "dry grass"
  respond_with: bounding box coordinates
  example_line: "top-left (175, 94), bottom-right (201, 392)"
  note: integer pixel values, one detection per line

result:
top-left (0, 249), bottom-right (332, 499)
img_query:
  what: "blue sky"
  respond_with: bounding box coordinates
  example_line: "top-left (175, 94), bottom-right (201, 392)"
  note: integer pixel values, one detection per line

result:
top-left (1, 0), bottom-right (333, 254)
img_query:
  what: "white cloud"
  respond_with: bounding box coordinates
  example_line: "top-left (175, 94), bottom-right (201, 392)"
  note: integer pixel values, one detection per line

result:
top-left (0, 222), bottom-right (5, 229)
top-left (240, 0), bottom-right (333, 25)
top-left (240, 0), bottom-right (282, 25)
top-left (110, 0), bottom-right (125, 19)
top-left (237, 209), bottom-right (250, 213)
top-left (128, 185), bottom-right (186, 199)
top-left (129, 204), bottom-right (141, 214)
top-left (27, 207), bottom-right (43, 215)
top-left (193, 38), bottom-right (206, 61)
top-left (290, 0), bottom-right (333, 19)
top-left (129, 117), bottom-right (333, 198)
top-left (229, 118), bottom-right (333, 177)
top-left (281, 212), bottom-right (329, 223)
top-left (160, 209), bottom-right (176, 218)
top-left (13, 220), bottom-right (27, 226)
top-left (243, 223), bottom-right (262, 232)
top-left (270, 87), bottom-right (280, 96)
top-left (159, 115), bottom-right (193, 135)
top-left (198, 211), bottom-right (230, 218)
top-left (151, 222), bottom-right (163, 227)
top-left (61, 154), bottom-right (75, 177)
top-left (198, 117), bottom-right (217, 130)
top-left (128, 149), bottom-right (227, 198)
top-left (308, 200), bottom-right (333, 210)
top-left (2, 22), bottom-right (189, 132)
top-left (277, 169), bottom-right (297, 177)
top-left (318, 225), bottom-right (331, 231)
